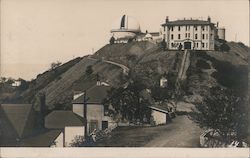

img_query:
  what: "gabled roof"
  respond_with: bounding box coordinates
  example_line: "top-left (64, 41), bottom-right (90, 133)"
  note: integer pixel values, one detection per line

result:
top-left (162, 20), bottom-right (215, 26)
top-left (150, 32), bottom-right (160, 36)
top-left (0, 104), bottom-right (33, 138)
top-left (45, 111), bottom-right (85, 129)
top-left (72, 85), bottom-right (111, 104)
top-left (21, 129), bottom-right (62, 147)
top-left (149, 102), bottom-right (174, 114)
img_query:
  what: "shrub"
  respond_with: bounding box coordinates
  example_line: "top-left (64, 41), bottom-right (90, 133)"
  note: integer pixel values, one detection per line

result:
top-left (220, 43), bottom-right (230, 52)
top-left (196, 59), bottom-right (210, 69)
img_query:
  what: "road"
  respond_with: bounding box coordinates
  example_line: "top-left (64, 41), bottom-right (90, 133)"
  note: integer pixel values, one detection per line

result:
top-left (96, 115), bottom-right (203, 147)
top-left (87, 57), bottom-right (129, 74)
top-left (145, 115), bottom-right (202, 147)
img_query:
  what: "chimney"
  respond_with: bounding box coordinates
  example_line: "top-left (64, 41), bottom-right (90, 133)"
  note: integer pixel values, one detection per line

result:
top-left (207, 16), bottom-right (211, 22)
top-left (217, 22), bottom-right (219, 27)
top-left (165, 16), bottom-right (169, 23)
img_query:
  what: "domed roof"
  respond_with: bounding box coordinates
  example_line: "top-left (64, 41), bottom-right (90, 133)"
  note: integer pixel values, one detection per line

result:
top-left (111, 15), bottom-right (141, 33)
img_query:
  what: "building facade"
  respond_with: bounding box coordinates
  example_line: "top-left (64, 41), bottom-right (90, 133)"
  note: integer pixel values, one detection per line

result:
top-left (72, 85), bottom-right (117, 135)
top-left (161, 16), bottom-right (217, 50)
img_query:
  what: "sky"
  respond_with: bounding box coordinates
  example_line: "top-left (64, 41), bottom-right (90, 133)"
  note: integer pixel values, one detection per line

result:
top-left (1, 0), bottom-right (249, 80)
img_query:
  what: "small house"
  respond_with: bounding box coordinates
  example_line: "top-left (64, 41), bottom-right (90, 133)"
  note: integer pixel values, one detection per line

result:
top-left (44, 111), bottom-right (86, 147)
top-left (72, 85), bottom-right (116, 135)
top-left (149, 102), bottom-right (175, 125)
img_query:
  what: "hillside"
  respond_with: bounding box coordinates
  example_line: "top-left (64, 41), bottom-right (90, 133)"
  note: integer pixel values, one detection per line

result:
top-left (1, 41), bottom-right (249, 111)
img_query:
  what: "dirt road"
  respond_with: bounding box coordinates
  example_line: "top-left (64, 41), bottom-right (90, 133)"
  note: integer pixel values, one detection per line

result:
top-left (96, 115), bottom-right (203, 147)
top-left (145, 115), bottom-right (202, 147)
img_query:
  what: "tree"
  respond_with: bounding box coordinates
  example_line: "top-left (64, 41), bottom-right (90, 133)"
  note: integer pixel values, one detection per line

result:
top-left (190, 87), bottom-right (248, 147)
top-left (109, 36), bottom-right (115, 45)
top-left (17, 78), bottom-right (29, 91)
top-left (220, 43), bottom-right (230, 52)
top-left (160, 39), bottom-right (167, 50)
top-left (6, 78), bottom-right (14, 85)
top-left (69, 135), bottom-right (85, 147)
top-left (104, 79), bottom-right (151, 123)
top-left (50, 61), bottom-right (62, 70)
top-left (85, 65), bottom-right (93, 75)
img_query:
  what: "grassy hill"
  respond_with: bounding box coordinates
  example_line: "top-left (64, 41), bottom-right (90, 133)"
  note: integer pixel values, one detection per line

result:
top-left (1, 40), bottom-right (248, 111)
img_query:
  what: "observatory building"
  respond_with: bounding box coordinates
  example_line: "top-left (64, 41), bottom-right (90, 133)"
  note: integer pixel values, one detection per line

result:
top-left (110, 15), bottom-right (141, 42)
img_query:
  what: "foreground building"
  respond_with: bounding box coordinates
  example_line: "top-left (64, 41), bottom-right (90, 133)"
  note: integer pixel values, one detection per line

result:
top-left (72, 84), bottom-right (117, 135)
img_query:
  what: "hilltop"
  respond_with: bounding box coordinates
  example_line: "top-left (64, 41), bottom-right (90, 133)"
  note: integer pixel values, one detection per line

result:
top-left (0, 40), bottom-right (248, 111)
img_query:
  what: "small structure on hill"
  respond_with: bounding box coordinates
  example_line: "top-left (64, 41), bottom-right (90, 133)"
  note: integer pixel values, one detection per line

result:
top-left (160, 76), bottom-right (168, 88)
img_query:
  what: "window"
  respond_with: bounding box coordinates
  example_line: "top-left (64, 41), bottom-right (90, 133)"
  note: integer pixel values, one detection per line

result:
top-left (202, 42), bottom-right (205, 48)
top-left (202, 26), bottom-right (204, 31)
top-left (185, 33), bottom-right (187, 38)
top-left (171, 34), bottom-right (174, 40)
top-left (178, 34), bottom-right (181, 39)
top-left (206, 34), bottom-right (208, 39)
top-left (196, 42), bottom-right (199, 48)
top-left (188, 33), bottom-right (190, 38)
top-left (185, 26), bottom-right (187, 31)
top-left (178, 26), bottom-right (181, 31)
top-left (202, 34), bottom-right (205, 39)
top-left (171, 27), bottom-right (173, 31)
top-left (195, 34), bottom-right (198, 39)
top-left (195, 26), bottom-right (197, 31)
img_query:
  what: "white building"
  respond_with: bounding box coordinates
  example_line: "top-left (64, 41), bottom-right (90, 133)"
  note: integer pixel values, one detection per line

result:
top-left (45, 111), bottom-right (85, 147)
top-left (161, 16), bottom-right (218, 50)
top-left (72, 85), bottom-right (117, 135)
top-left (110, 15), bottom-right (141, 43)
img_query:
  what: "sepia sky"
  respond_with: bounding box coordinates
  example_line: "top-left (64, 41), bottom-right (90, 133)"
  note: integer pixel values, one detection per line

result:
top-left (1, 0), bottom-right (249, 80)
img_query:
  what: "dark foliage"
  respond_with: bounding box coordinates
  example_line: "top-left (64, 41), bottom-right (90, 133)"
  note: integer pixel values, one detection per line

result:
top-left (109, 36), bottom-right (115, 45)
top-left (85, 65), bottom-right (93, 75)
top-left (104, 79), bottom-right (151, 123)
top-left (195, 52), bottom-right (248, 96)
top-left (220, 43), bottom-right (230, 52)
top-left (190, 87), bottom-right (248, 146)
top-left (196, 59), bottom-right (210, 69)
top-left (160, 39), bottom-right (167, 50)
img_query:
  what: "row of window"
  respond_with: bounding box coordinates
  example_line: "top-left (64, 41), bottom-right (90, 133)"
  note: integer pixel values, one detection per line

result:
top-left (170, 33), bottom-right (213, 40)
top-left (169, 25), bottom-right (211, 31)
top-left (170, 42), bottom-right (209, 48)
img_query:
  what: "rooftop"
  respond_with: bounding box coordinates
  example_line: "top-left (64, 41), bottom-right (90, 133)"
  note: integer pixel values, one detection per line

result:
top-left (0, 104), bottom-right (34, 138)
top-left (20, 129), bottom-right (61, 147)
top-left (162, 19), bottom-right (215, 26)
top-left (72, 85), bottom-right (111, 104)
top-left (45, 111), bottom-right (85, 129)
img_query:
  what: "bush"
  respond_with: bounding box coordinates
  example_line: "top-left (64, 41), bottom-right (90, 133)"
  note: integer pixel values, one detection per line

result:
top-left (196, 59), bottom-right (210, 69)
top-left (220, 43), bottom-right (230, 52)
top-left (85, 65), bottom-right (93, 75)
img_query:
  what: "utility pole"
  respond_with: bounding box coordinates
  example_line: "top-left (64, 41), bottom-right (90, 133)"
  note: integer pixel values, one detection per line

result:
top-left (83, 90), bottom-right (88, 139)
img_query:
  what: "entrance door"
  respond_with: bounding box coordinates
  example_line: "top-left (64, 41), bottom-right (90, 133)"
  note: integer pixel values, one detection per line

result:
top-left (184, 42), bottom-right (192, 49)
top-left (102, 121), bottom-right (108, 130)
